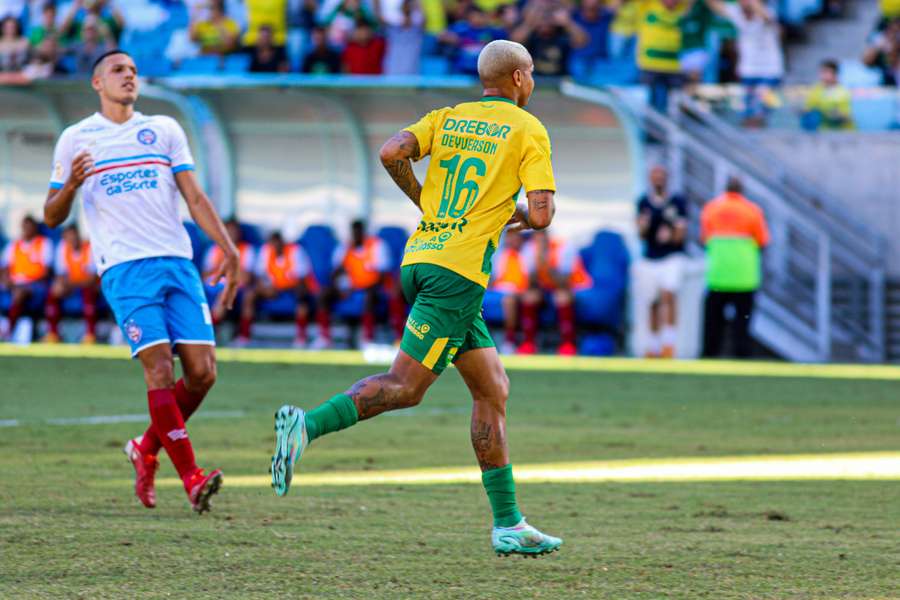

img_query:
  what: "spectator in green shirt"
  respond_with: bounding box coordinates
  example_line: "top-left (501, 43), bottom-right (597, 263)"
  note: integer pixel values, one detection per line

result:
top-left (802, 59), bottom-right (855, 131)
top-left (28, 3), bottom-right (57, 48)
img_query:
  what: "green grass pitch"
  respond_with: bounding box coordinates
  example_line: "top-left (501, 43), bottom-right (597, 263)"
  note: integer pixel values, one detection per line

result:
top-left (1, 353), bottom-right (898, 599)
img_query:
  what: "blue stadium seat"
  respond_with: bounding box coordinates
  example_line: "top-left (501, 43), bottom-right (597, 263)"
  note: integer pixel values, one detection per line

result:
top-left (177, 56), bottom-right (222, 74)
top-left (182, 221), bottom-right (211, 273)
top-left (239, 222), bottom-right (264, 248)
top-left (575, 231), bottom-right (630, 330)
top-left (839, 60), bottom-right (883, 88)
top-left (852, 95), bottom-right (897, 131)
top-left (257, 289), bottom-right (298, 319)
top-left (299, 225), bottom-right (339, 288)
top-left (420, 55), bottom-right (450, 76)
top-left (223, 53), bottom-right (251, 73)
top-left (377, 226), bottom-right (408, 273)
top-left (38, 224), bottom-right (62, 245)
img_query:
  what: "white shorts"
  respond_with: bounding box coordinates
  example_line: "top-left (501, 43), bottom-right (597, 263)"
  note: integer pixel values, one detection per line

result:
top-left (640, 254), bottom-right (685, 298)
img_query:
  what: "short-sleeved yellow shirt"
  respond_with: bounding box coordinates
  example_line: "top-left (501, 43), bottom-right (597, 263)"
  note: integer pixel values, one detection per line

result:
top-left (401, 96), bottom-right (556, 288)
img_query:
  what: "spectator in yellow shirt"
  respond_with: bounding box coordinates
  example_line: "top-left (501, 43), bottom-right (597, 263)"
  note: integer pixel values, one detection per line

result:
top-left (190, 0), bottom-right (240, 56)
top-left (242, 0), bottom-right (288, 48)
top-left (802, 59), bottom-right (855, 131)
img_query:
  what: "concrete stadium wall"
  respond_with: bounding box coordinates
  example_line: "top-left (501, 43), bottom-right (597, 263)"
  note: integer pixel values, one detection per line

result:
top-left (753, 131), bottom-right (900, 277)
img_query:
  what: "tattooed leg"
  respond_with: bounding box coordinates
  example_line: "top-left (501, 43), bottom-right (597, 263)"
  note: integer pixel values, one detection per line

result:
top-left (345, 350), bottom-right (438, 421)
top-left (455, 347), bottom-right (511, 471)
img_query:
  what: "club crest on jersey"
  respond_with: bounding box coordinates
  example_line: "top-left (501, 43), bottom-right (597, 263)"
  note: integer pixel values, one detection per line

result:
top-left (137, 128), bottom-right (157, 145)
top-left (124, 319), bottom-right (142, 343)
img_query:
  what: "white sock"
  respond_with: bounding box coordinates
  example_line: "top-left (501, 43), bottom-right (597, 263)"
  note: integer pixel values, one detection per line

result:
top-left (646, 332), bottom-right (661, 355)
top-left (661, 325), bottom-right (677, 348)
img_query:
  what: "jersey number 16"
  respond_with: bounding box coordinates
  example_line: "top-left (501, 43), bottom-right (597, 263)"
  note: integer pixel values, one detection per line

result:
top-left (437, 154), bottom-right (486, 219)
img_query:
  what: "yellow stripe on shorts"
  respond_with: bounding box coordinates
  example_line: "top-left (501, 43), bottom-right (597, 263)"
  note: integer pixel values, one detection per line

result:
top-left (422, 337), bottom-right (449, 370)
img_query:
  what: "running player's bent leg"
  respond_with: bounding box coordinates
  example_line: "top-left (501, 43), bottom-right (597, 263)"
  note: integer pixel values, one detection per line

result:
top-left (454, 347), bottom-right (520, 527)
top-left (304, 349), bottom-right (437, 442)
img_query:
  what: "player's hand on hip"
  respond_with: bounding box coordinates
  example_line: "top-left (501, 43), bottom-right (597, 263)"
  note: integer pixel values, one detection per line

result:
top-left (211, 251), bottom-right (240, 311)
top-left (505, 203), bottom-right (531, 233)
top-left (69, 151), bottom-right (95, 187)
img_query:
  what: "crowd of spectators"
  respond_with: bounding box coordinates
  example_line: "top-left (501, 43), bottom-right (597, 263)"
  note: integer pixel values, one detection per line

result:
top-left (0, 0), bottom-right (123, 82)
top-left (0, 0), bottom-right (898, 129)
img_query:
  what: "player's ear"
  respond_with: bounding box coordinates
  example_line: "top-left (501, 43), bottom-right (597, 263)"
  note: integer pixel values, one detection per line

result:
top-left (90, 71), bottom-right (102, 93)
top-left (512, 69), bottom-right (522, 87)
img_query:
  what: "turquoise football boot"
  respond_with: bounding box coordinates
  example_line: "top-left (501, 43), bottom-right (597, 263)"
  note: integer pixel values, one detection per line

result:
top-left (271, 405), bottom-right (307, 496)
top-left (492, 518), bottom-right (562, 557)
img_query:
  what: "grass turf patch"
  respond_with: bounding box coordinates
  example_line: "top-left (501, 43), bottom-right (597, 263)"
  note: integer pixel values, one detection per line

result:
top-left (0, 356), bottom-right (898, 598)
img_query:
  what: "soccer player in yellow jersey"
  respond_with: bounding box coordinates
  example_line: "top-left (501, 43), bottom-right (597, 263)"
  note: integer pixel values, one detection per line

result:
top-left (271, 40), bottom-right (562, 557)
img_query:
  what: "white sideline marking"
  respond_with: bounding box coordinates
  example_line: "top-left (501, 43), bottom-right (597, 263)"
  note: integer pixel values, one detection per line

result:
top-left (0, 410), bottom-right (245, 428)
top-left (147, 452), bottom-right (900, 488)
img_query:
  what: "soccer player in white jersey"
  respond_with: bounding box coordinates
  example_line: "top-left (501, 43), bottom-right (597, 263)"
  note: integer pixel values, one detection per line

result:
top-left (43, 50), bottom-right (240, 514)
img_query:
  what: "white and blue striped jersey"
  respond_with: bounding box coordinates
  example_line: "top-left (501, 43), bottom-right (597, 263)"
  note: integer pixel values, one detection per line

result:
top-left (49, 112), bottom-right (196, 274)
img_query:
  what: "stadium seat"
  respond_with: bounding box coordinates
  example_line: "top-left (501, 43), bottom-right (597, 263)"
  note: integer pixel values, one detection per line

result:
top-left (575, 231), bottom-right (630, 330)
top-left (838, 61), bottom-right (883, 88)
top-left (38, 224), bottom-right (62, 244)
top-left (377, 226), bottom-right (408, 274)
top-left (852, 95), bottom-right (898, 132)
top-left (182, 221), bottom-right (211, 273)
top-left (223, 53), bottom-right (251, 73)
top-left (420, 55), bottom-right (450, 76)
top-left (239, 222), bottom-right (264, 248)
top-left (177, 56), bottom-right (222, 74)
top-left (299, 225), bottom-right (339, 289)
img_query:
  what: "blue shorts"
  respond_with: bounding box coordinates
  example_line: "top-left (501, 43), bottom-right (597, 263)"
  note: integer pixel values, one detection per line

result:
top-left (101, 257), bottom-right (215, 357)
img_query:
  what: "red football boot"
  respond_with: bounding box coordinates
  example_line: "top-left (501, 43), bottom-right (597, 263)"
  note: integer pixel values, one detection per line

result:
top-left (187, 469), bottom-right (223, 514)
top-left (517, 340), bottom-right (538, 355)
top-left (123, 438), bottom-right (159, 508)
top-left (557, 341), bottom-right (578, 356)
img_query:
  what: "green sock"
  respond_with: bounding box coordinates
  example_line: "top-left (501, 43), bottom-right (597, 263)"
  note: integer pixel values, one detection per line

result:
top-left (482, 464), bottom-right (523, 528)
top-left (304, 393), bottom-right (358, 443)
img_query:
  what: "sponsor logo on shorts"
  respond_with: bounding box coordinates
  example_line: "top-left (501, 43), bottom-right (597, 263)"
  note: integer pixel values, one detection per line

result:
top-left (405, 317), bottom-right (431, 341)
top-left (137, 128), bottom-right (157, 145)
top-left (201, 303), bottom-right (212, 325)
top-left (124, 319), bottom-right (142, 344)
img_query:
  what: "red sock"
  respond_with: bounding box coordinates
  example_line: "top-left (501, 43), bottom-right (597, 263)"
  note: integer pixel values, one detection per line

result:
top-left (238, 315), bottom-right (252, 338)
top-left (521, 300), bottom-right (538, 345)
top-left (296, 311), bottom-right (308, 342)
top-left (45, 294), bottom-right (61, 336)
top-left (145, 387), bottom-right (201, 487)
top-left (361, 310), bottom-right (375, 342)
top-left (558, 302), bottom-right (576, 345)
top-left (317, 308), bottom-right (331, 341)
top-left (8, 301), bottom-right (22, 333)
top-left (140, 379), bottom-right (207, 456)
top-left (82, 288), bottom-right (97, 336)
top-left (388, 293), bottom-right (405, 340)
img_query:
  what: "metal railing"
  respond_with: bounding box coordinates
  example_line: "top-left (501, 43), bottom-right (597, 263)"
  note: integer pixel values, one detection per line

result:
top-left (589, 84), bottom-right (885, 362)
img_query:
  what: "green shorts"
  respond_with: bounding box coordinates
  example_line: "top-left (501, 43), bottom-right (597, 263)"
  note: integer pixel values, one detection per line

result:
top-left (400, 263), bottom-right (495, 375)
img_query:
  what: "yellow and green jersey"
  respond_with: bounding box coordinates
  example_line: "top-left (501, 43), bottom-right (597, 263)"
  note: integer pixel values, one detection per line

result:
top-left (637, 0), bottom-right (689, 73)
top-left (401, 96), bottom-right (556, 288)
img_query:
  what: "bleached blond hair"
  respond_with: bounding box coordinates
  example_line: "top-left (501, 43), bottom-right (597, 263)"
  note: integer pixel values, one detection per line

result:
top-left (477, 40), bottom-right (532, 85)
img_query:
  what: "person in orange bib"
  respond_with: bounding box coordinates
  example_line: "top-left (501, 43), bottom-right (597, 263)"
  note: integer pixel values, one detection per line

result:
top-left (317, 220), bottom-right (391, 348)
top-left (489, 229), bottom-right (530, 354)
top-left (254, 231), bottom-right (317, 347)
top-left (520, 229), bottom-right (592, 355)
top-left (1, 215), bottom-right (53, 341)
top-left (203, 219), bottom-right (257, 344)
top-left (43, 224), bottom-right (98, 343)
top-left (700, 176), bottom-right (770, 358)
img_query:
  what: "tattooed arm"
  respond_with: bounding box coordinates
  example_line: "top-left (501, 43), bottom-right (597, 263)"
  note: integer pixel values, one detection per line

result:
top-left (508, 189), bottom-right (556, 232)
top-left (379, 131), bottom-right (424, 212)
